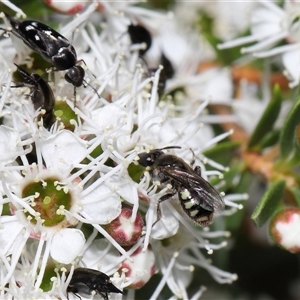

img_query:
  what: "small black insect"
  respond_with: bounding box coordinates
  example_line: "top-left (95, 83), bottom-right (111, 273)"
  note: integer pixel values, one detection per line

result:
top-left (67, 268), bottom-right (124, 300)
top-left (128, 24), bottom-right (152, 56)
top-left (1, 13), bottom-right (86, 100)
top-left (150, 53), bottom-right (174, 97)
top-left (13, 64), bottom-right (55, 129)
top-left (159, 53), bottom-right (174, 81)
top-left (138, 146), bottom-right (225, 227)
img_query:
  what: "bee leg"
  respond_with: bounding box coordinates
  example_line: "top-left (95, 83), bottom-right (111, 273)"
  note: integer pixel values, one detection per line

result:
top-left (194, 166), bottom-right (201, 176)
top-left (189, 148), bottom-right (196, 166)
top-left (72, 292), bottom-right (82, 300)
top-left (99, 292), bottom-right (108, 300)
top-left (152, 192), bottom-right (175, 227)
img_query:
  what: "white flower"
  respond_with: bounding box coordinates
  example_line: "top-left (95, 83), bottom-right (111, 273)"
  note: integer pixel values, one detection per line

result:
top-left (0, 2), bottom-right (247, 299)
top-left (150, 225), bottom-right (237, 300)
top-left (0, 126), bottom-right (24, 163)
top-left (218, 0), bottom-right (300, 87)
top-left (175, 1), bottom-right (257, 41)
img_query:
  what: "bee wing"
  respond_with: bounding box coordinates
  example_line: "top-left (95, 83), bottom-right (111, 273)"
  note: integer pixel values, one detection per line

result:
top-left (164, 168), bottom-right (225, 214)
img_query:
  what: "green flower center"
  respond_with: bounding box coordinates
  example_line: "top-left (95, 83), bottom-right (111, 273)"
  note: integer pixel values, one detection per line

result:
top-left (54, 101), bottom-right (79, 131)
top-left (22, 177), bottom-right (72, 227)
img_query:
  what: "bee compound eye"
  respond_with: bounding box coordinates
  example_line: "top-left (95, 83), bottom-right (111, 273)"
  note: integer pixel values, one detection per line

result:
top-left (65, 66), bottom-right (85, 87)
top-left (137, 153), bottom-right (152, 167)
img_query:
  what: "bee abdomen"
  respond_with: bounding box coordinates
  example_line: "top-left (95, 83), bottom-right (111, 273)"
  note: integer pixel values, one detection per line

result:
top-left (179, 188), bottom-right (213, 226)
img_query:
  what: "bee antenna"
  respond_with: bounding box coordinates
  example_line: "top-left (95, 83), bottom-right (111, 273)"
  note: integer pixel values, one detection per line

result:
top-left (83, 79), bottom-right (101, 99)
top-left (73, 86), bottom-right (77, 106)
top-left (160, 146), bottom-right (181, 151)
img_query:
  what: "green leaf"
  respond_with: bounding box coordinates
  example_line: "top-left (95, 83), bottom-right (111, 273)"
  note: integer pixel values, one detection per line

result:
top-left (251, 180), bottom-right (286, 227)
top-left (256, 129), bottom-right (280, 149)
top-left (288, 187), bottom-right (300, 207)
top-left (203, 141), bottom-right (241, 168)
top-left (280, 98), bottom-right (300, 159)
top-left (296, 124), bottom-right (300, 152)
top-left (1, 0), bottom-right (53, 20)
top-left (127, 162), bottom-right (144, 183)
top-left (209, 162), bottom-right (244, 191)
top-left (248, 85), bottom-right (282, 149)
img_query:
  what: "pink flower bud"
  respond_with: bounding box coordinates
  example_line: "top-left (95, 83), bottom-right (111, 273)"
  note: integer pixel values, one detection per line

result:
top-left (105, 206), bottom-right (144, 247)
top-left (270, 208), bottom-right (300, 253)
top-left (44, 1), bottom-right (87, 14)
top-left (121, 246), bottom-right (156, 289)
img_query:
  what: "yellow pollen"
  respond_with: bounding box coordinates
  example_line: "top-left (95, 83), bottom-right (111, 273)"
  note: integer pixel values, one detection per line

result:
top-left (43, 196), bottom-right (51, 205)
top-left (56, 205), bottom-right (65, 215)
top-left (55, 110), bottom-right (63, 117)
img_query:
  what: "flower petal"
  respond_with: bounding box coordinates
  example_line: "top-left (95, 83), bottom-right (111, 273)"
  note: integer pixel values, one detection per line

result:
top-left (82, 184), bottom-right (122, 224)
top-left (282, 50), bottom-right (300, 88)
top-left (50, 228), bottom-right (85, 264)
top-left (150, 204), bottom-right (179, 240)
top-left (0, 216), bottom-right (24, 255)
top-left (0, 126), bottom-right (22, 163)
top-left (40, 130), bottom-right (88, 174)
top-left (91, 104), bottom-right (132, 133)
top-left (82, 238), bottom-right (121, 274)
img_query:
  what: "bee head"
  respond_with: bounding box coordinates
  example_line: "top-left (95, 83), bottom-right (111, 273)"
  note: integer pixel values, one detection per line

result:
top-left (138, 146), bottom-right (181, 167)
top-left (137, 149), bottom-right (164, 167)
top-left (65, 65), bottom-right (85, 87)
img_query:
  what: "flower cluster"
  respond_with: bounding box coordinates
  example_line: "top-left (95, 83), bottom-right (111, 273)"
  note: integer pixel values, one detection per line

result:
top-left (0, 1), bottom-right (247, 299)
top-left (218, 0), bottom-right (300, 88)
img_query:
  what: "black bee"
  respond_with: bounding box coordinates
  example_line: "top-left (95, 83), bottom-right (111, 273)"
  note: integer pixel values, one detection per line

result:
top-left (128, 24), bottom-right (152, 56)
top-left (67, 268), bottom-right (124, 300)
top-left (137, 146), bottom-right (225, 227)
top-left (1, 13), bottom-right (86, 100)
top-left (13, 64), bottom-right (55, 129)
top-left (159, 53), bottom-right (174, 81)
top-left (150, 53), bottom-right (174, 97)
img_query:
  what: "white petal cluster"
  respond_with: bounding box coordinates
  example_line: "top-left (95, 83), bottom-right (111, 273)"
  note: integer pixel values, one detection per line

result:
top-left (218, 0), bottom-right (300, 88)
top-left (0, 1), bottom-right (247, 299)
